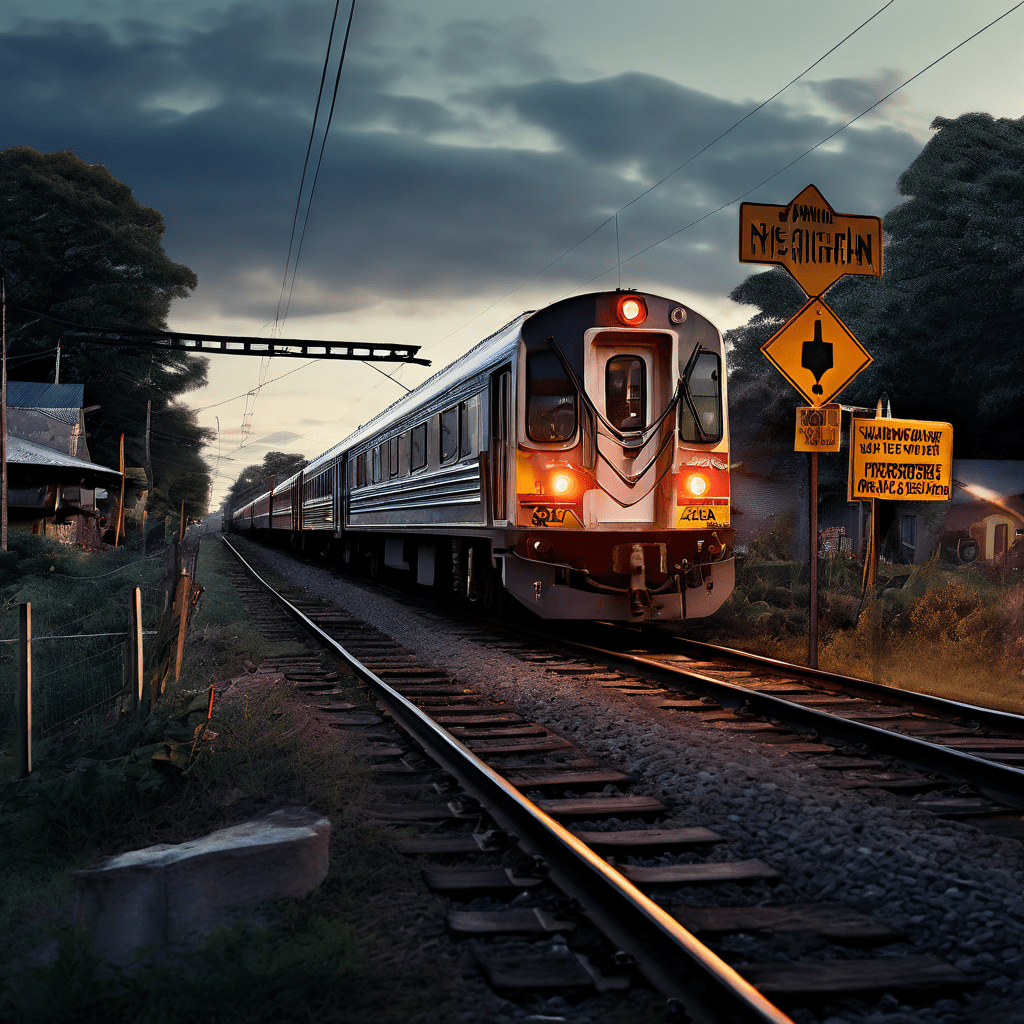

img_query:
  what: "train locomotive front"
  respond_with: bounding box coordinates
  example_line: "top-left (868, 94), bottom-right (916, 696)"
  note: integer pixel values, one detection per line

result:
top-left (231, 288), bottom-right (734, 622)
top-left (503, 290), bottom-right (733, 620)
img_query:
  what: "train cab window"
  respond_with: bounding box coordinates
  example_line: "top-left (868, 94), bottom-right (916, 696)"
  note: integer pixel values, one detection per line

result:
top-left (460, 393), bottom-right (481, 458)
top-left (410, 423), bottom-right (427, 471)
top-left (526, 350), bottom-right (576, 443)
top-left (388, 436), bottom-right (399, 477)
top-left (679, 351), bottom-right (722, 443)
top-left (440, 406), bottom-right (459, 463)
top-left (605, 356), bottom-right (647, 432)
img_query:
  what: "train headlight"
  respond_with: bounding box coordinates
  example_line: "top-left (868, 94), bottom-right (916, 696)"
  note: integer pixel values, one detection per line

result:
top-left (552, 472), bottom-right (573, 495)
top-left (685, 472), bottom-right (709, 497)
top-left (616, 294), bottom-right (647, 326)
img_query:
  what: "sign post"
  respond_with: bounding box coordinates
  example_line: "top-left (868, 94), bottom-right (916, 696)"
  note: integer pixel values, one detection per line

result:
top-left (739, 184), bottom-right (882, 668)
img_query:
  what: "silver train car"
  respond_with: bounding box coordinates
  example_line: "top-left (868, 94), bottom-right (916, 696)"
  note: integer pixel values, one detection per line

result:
top-left (231, 289), bottom-right (735, 620)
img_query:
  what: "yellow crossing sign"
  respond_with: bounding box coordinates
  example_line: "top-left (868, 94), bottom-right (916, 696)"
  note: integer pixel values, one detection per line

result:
top-left (849, 418), bottom-right (953, 501)
top-left (761, 297), bottom-right (872, 408)
top-left (740, 184), bottom-right (882, 297)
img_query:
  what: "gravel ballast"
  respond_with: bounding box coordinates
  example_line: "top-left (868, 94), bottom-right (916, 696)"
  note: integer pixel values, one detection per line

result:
top-left (235, 540), bottom-right (1024, 1024)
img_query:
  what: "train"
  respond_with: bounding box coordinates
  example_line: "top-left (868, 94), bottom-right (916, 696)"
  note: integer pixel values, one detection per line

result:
top-left (230, 289), bottom-right (735, 621)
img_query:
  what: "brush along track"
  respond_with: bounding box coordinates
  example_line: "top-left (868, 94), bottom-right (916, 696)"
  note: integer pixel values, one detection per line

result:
top-left (218, 536), bottom-right (1008, 1021)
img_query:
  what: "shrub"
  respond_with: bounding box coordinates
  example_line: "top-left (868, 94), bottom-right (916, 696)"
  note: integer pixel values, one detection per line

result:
top-left (748, 512), bottom-right (795, 562)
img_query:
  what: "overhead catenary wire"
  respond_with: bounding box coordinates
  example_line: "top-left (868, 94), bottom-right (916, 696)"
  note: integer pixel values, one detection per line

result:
top-left (560, 0), bottom-right (1024, 298)
top-left (423, 0), bottom-right (898, 352)
top-left (243, 0), bottom-right (357, 443)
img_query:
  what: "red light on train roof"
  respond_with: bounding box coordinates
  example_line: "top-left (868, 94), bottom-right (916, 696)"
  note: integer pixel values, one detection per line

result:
top-left (616, 294), bottom-right (647, 326)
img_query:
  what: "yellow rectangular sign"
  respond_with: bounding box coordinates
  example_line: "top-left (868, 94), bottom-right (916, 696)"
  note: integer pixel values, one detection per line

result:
top-left (849, 418), bottom-right (953, 501)
top-left (795, 404), bottom-right (841, 452)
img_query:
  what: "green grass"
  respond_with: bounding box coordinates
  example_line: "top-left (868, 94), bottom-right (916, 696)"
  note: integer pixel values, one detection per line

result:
top-left (0, 535), bottom-right (167, 736)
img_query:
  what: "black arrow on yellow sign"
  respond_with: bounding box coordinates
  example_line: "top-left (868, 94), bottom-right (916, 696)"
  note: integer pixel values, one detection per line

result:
top-left (801, 320), bottom-right (833, 396)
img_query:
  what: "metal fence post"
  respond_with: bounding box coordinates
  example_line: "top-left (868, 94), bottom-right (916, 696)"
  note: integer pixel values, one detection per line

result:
top-left (18, 602), bottom-right (31, 777)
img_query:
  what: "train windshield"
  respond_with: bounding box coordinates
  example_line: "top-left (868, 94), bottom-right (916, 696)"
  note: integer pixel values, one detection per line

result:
top-left (605, 355), bottom-right (647, 431)
top-left (527, 350), bottom-right (577, 442)
top-left (679, 351), bottom-right (722, 443)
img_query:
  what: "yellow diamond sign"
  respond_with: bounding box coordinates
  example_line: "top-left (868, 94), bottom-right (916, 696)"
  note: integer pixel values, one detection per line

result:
top-left (761, 297), bottom-right (872, 408)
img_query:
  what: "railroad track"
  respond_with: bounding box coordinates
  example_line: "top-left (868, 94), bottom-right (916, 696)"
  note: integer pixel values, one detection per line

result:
top-left (542, 624), bottom-right (1024, 828)
top-left (219, 536), bottom-right (1008, 1022)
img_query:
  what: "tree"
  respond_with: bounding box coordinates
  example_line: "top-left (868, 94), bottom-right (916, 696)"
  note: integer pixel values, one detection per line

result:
top-left (0, 147), bottom-right (212, 519)
top-left (728, 112), bottom-right (1024, 463)
top-left (224, 451), bottom-right (307, 514)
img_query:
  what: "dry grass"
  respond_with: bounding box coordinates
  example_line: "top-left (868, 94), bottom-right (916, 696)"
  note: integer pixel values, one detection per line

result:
top-left (688, 552), bottom-right (1024, 715)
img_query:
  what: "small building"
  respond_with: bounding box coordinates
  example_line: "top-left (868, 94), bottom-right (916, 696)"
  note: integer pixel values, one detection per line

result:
top-left (6, 381), bottom-right (123, 546)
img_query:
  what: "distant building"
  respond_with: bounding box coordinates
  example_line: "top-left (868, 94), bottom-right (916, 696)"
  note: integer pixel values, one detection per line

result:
top-left (6, 381), bottom-right (122, 547)
top-left (731, 446), bottom-right (1024, 568)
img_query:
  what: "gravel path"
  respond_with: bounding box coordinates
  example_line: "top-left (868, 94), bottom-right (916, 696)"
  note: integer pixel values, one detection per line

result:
top-left (236, 540), bottom-right (1024, 1024)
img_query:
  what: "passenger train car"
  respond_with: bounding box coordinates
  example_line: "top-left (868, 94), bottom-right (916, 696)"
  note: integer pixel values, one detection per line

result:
top-left (231, 290), bottom-right (734, 620)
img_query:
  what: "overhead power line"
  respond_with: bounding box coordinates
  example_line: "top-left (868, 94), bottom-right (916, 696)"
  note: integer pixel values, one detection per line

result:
top-left (426, 0), bottom-right (897, 352)
top-left (279, 0), bottom-right (358, 334)
top-left (559, 0), bottom-right (1024, 303)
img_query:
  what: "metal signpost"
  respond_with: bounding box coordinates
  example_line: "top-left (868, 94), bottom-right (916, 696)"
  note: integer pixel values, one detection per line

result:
top-left (739, 184), bottom-right (883, 667)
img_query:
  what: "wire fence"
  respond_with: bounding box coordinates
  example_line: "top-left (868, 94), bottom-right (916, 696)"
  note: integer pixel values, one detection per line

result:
top-left (0, 565), bottom-right (170, 739)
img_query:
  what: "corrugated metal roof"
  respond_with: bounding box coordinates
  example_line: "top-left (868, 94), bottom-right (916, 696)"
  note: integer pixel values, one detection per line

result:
top-left (7, 381), bottom-right (85, 410)
top-left (6, 433), bottom-right (120, 476)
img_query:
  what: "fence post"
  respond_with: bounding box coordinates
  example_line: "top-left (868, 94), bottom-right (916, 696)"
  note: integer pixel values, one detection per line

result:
top-left (174, 572), bottom-right (191, 684)
top-left (18, 602), bottom-right (31, 777)
top-left (129, 587), bottom-right (144, 715)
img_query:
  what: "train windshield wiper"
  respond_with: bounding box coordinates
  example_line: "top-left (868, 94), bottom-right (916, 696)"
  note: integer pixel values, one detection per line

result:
top-left (680, 343), bottom-right (713, 445)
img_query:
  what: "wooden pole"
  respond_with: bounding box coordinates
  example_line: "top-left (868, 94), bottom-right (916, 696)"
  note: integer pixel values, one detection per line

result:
top-left (130, 587), bottom-right (144, 714)
top-left (174, 572), bottom-right (191, 683)
top-left (18, 602), bottom-right (31, 777)
top-left (808, 452), bottom-right (819, 669)
top-left (114, 433), bottom-right (125, 547)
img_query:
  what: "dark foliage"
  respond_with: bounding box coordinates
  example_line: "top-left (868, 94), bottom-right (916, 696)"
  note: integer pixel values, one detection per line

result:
top-left (728, 112), bottom-right (1024, 466)
top-left (0, 147), bottom-right (211, 517)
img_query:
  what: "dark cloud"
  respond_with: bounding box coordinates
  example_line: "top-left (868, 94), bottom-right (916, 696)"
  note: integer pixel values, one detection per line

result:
top-left (435, 19), bottom-right (555, 78)
top-left (255, 430), bottom-right (304, 445)
top-left (804, 70), bottom-right (905, 120)
top-left (0, 4), bottom-right (923, 328)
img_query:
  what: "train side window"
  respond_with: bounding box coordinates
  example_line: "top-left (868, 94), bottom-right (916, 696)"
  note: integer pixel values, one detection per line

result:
top-left (372, 446), bottom-right (382, 483)
top-left (526, 350), bottom-right (576, 443)
top-left (679, 352), bottom-right (722, 443)
top-left (606, 355), bottom-right (647, 431)
top-left (460, 393), bottom-right (481, 457)
top-left (398, 432), bottom-right (409, 476)
top-left (389, 436), bottom-right (399, 477)
top-left (440, 406), bottom-right (459, 463)
top-left (411, 423), bottom-right (427, 471)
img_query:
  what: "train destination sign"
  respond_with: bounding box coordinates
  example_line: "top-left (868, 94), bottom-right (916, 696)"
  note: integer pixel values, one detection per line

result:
top-left (794, 404), bottom-right (842, 452)
top-left (739, 184), bottom-right (883, 297)
top-left (849, 418), bottom-right (953, 501)
top-left (761, 297), bottom-right (873, 408)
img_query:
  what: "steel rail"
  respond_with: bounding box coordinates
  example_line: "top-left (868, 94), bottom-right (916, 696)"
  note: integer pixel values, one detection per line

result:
top-left (543, 634), bottom-right (1024, 811)
top-left (221, 537), bottom-right (793, 1024)
top-left (666, 636), bottom-right (1024, 735)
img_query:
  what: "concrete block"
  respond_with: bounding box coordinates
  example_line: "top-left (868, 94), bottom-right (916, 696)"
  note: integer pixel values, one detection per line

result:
top-left (73, 806), bottom-right (331, 963)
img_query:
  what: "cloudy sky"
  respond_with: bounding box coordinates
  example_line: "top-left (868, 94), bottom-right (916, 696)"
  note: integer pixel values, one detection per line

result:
top-left (1, 0), bottom-right (1022, 505)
